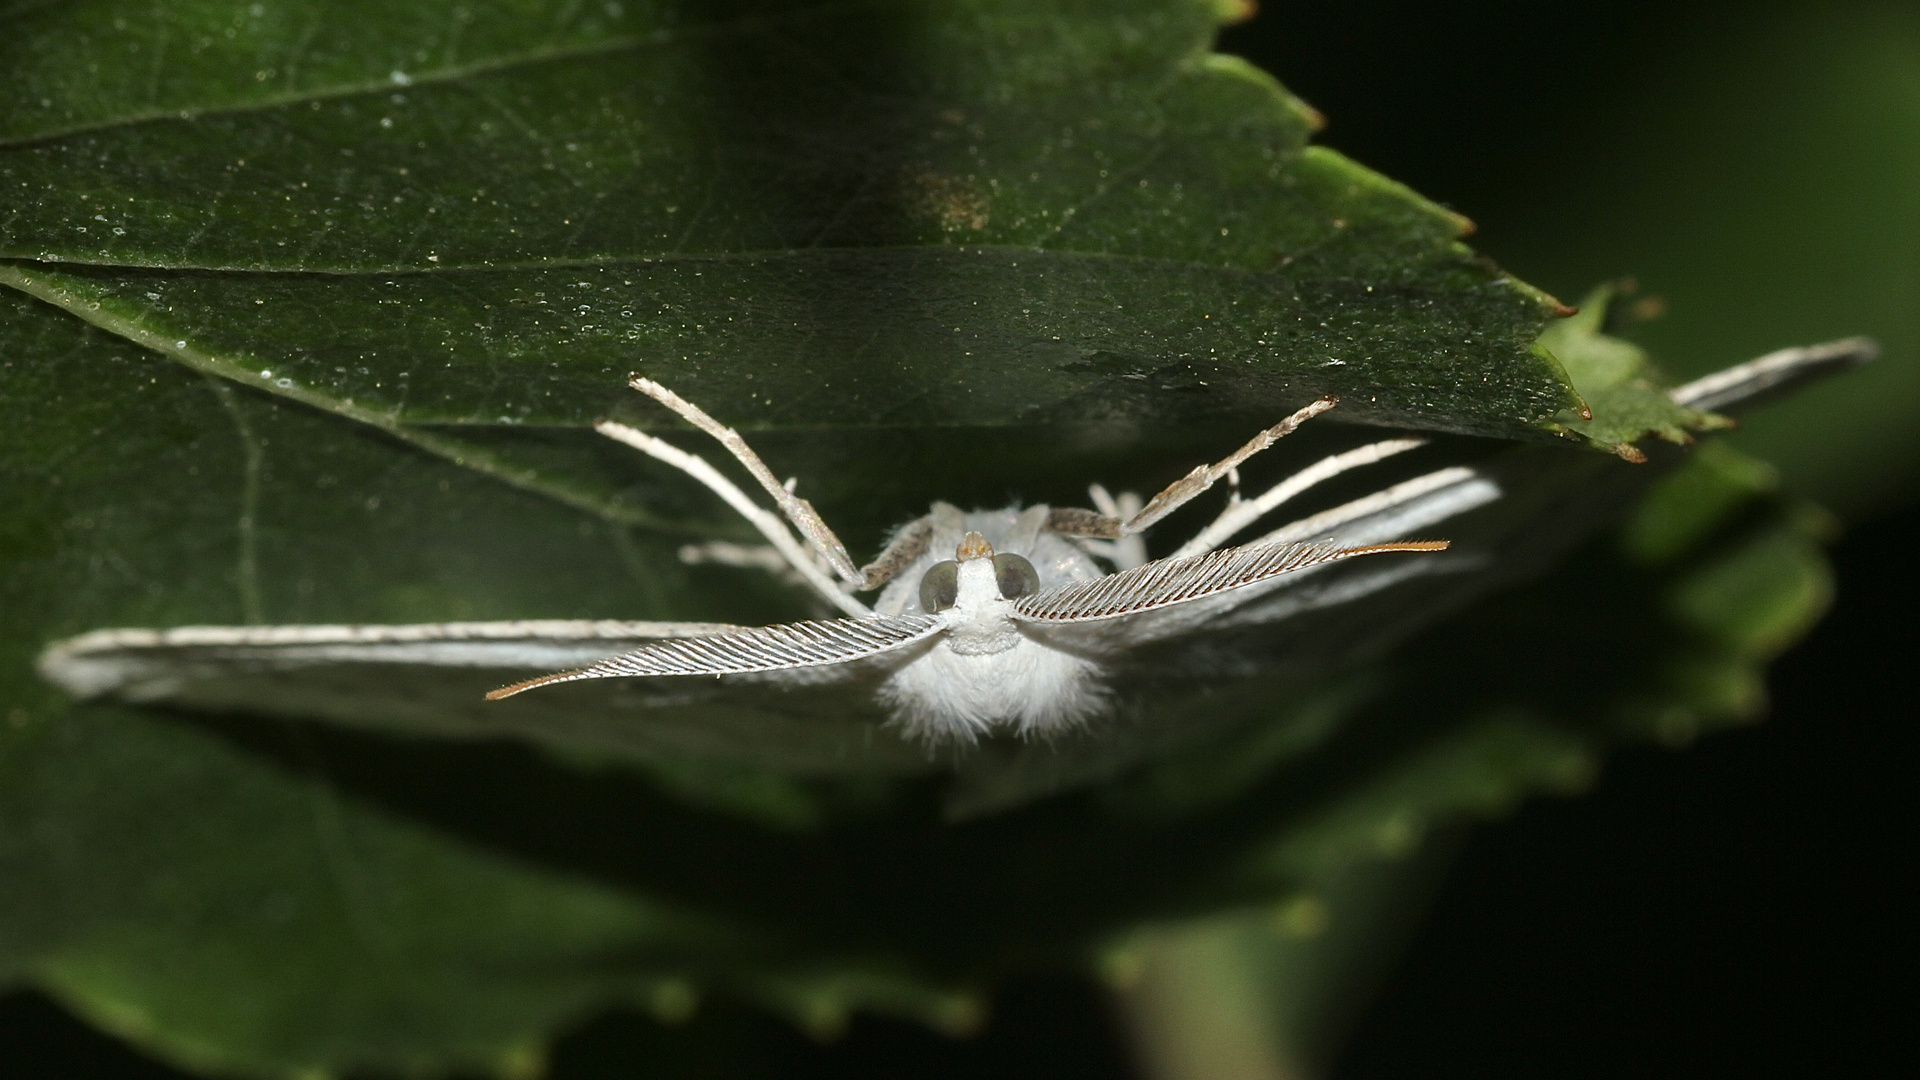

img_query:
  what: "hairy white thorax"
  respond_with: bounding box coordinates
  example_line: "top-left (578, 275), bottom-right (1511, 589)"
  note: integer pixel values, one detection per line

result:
top-left (874, 503), bottom-right (1107, 739)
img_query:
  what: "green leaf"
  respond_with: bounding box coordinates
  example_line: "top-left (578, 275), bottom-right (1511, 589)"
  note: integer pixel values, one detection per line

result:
top-left (3, 702), bottom-right (721, 1079)
top-left (0, 0), bottom-right (1850, 1075)
top-left (1539, 284), bottom-right (1732, 460)
top-left (1, 0), bottom-right (1580, 467)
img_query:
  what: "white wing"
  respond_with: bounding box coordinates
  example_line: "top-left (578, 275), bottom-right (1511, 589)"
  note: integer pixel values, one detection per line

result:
top-left (1668, 337), bottom-right (1876, 412)
top-left (36, 620), bottom-right (743, 702)
top-left (485, 615), bottom-right (943, 698)
top-left (34, 618), bottom-right (939, 776)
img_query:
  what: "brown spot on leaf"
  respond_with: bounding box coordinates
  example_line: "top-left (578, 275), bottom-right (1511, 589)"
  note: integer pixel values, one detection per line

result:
top-left (906, 170), bottom-right (989, 232)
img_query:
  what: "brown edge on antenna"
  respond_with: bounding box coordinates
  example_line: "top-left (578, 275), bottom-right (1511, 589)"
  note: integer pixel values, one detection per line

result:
top-left (1349, 540), bottom-right (1449, 555)
top-left (485, 670), bottom-right (584, 701)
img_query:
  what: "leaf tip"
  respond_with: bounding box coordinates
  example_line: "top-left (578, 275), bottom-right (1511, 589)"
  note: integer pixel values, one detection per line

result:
top-left (1214, 0), bottom-right (1261, 26)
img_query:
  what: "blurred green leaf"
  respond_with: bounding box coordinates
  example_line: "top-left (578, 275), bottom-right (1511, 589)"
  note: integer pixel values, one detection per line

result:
top-left (1470, 3), bottom-right (1920, 517)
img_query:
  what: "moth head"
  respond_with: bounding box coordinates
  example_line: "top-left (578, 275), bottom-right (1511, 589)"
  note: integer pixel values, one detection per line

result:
top-left (919, 533), bottom-right (1042, 613)
top-left (955, 531), bottom-right (993, 562)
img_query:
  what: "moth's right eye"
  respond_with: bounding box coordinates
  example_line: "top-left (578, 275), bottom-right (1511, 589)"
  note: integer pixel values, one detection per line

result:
top-left (992, 552), bottom-right (1040, 599)
top-left (918, 560), bottom-right (960, 613)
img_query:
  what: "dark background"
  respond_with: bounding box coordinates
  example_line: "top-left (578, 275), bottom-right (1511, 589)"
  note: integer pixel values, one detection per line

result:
top-left (6, 0), bottom-right (1911, 1075)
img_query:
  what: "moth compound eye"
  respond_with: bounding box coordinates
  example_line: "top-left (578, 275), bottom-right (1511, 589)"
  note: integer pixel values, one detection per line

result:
top-left (992, 553), bottom-right (1040, 599)
top-left (918, 560), bottom-right (960, 613)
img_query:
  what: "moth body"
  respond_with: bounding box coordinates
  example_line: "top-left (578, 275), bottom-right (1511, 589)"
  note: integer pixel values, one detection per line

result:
top-left (878, 626), bottom-right (1105, 741)
top-left (872, 504), bottom-right (1108, 739)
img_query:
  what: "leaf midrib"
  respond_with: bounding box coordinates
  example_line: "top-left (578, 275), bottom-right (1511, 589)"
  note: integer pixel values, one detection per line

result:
top-left (0, 233), bottom-right (1406, 279)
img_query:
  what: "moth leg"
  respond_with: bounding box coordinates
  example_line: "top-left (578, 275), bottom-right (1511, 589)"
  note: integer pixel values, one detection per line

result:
top-left (854, 516), bottom-right (934, 591)
top-left (1169, 437), bottom-right (1429, 560)
top-left (1087, 485), bottom-right (1149, 570)
top-left (1253, 466), bottom-right (1498, 550)
top-left (624, 377), bottom-right (863, 585)
top-left (1043, 488), bottom-right (1150, 569)
top-left (1044, 505), bottom-right (1123, 539)
top-left (594, 419), bottom-right (873, 617)
top-left (1122, 397), bottom-right (1338, 535)
top-left (677, 541), bottom-right (812, 587)
top-left (1047, 400), bottom-right (1339, 552)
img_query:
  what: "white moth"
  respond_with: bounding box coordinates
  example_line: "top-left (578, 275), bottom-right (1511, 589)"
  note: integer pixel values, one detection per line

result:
top-left (38, 341), bottom-right (1872, 745)
top-left (479, 379), bottom-right (1452, 741)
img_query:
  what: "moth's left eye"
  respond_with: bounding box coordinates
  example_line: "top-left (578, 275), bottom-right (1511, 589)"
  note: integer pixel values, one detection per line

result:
top-left (919, 560), bottom-right (960, 613)
top-left (992, 553), bottom-right (1040, 599)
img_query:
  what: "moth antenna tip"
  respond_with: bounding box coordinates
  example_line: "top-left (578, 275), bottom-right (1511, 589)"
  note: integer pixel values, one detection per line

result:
top-left (1343, 539), bottom-right (1450, 557)
top-left (485, 671), bottom-right (576, 700)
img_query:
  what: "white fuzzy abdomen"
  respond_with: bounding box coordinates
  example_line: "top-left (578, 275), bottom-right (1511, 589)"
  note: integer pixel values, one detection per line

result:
top-left (879, 633), bottom-right (1106, 741)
